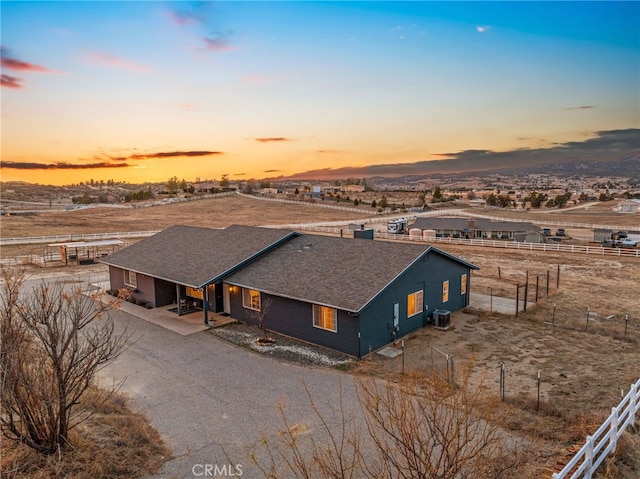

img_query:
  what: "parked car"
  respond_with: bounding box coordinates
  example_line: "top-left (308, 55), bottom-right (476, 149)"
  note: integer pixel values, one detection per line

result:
top-left (620, 238), bottom-right (638, 248)
top-left (556, 228), bottom-right (566, 236)
top-left (543, 228), bottom-right (552, 236)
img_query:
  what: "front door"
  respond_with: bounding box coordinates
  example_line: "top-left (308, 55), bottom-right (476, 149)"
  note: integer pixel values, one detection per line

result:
top-left (223, 284), bottom-right (231, 314)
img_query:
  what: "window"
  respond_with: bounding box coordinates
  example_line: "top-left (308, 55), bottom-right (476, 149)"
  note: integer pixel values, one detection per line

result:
top-left (461, 274), bottom-right (467, 295)
top-left (407, 290), bottom-right (423, 317)
top-left (313, 305), bottom-right (337, 332)
top-left (124, 270), bottom-right (137, 288)
top-left (242, 288), bottom-right (261, 311)
top-left (442, 280), bottom-right (449, 303)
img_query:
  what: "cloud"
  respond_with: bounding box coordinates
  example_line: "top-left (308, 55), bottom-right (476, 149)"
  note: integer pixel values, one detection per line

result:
top-left (286, 128), bottom-right (640, 179)
top-left (128, 150), bottom-right (223, 159)
top-left (85, 52), bottom-right (150, 72)
top-left (565, 105), bottom-right (596, 110)
top-left (166, 9), bottom-right (205, 27)
top-left (263, 169), bottom-right (283, 173)
top-left (254, 137), bottom-right (293, 143)
top-left (0, 51), bottom-right (56, 73)
top-left (1, 47), bottom-right (62, 89)
top-left (476, 26), bottom-right (490, 33)
top-left (244, 74), bottom-right (268, 84)
top-left (165, 4), bottom-right (235, 54)
top-left (317, 149), bottom-right (342, 154)
top-left (1, 74), bottom-right (23, 89)
top-left (1, 161), bottom-right (131, 170)
top-left (202, 36), bottom-right (233, 52)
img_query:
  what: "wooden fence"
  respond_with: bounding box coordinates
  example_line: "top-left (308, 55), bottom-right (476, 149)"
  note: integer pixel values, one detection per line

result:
top-left (552, 378), bottom-right (640, 478)
top-left (0, 230), bottom-right (160, 246)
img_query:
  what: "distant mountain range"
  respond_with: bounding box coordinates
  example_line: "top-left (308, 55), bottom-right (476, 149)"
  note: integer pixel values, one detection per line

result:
top-left (484, 151), bottom-right (640, 177)
top-left (285, 129), bottom-right (639, 181)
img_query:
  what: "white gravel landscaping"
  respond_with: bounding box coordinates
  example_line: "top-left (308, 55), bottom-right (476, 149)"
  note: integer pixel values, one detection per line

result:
top-left (212, 322), bottom-right (354, 368)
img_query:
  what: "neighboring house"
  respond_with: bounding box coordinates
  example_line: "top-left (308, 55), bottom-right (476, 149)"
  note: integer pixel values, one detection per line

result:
top-left (411, 217), bottom-right (540, 241)
top-left (101, 225), bottom-right (478, 358)
top-left (614, 199), bottom-right (640, 214)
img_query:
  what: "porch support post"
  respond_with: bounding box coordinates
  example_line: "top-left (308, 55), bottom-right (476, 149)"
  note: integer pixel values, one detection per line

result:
top-left (176, 284), bottom-right (181, 315)
top-left (203, 286), bottom-right (209, 325)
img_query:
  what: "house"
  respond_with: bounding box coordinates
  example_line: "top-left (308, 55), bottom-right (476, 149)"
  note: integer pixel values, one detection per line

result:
top-left (101, 225), bottom-right (478, 358)
top-left (411, 217), bottom-right (540, 240)
top-left (614, 199), bottom-right (640, 214)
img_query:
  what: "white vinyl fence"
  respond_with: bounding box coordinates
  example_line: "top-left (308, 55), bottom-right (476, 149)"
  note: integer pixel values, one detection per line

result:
top-left (552, 378), bottom-right (640, 478)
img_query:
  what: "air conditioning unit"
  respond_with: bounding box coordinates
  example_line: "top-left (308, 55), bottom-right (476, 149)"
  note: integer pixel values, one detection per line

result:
top-left (433, 309), bottom-right (451, 329)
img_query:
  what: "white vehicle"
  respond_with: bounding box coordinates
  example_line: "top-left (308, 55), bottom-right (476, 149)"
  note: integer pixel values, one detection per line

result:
top-left (619, 238), bottom-right (638, 248)
top-left (387, 218), bottom-right (408, 234)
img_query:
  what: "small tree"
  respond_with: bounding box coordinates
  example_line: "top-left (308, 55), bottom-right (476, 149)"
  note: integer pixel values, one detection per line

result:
top-left (252, 297), bottom-right (273, 344)
top-left (0, 268), bottom-right (129, 454)
top-left (244, 180), bottom-right (256, 194)
top-left (220, 174), bottom-right (230, 189)
top-left (166, 176), bottom-right (179, 196)
top-left (379, 194), bottom-right (388, 209)
top-left (431, 185), bottom-right (444, 203)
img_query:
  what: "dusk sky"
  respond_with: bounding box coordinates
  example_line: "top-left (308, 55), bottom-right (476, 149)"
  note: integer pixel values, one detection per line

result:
top-left (2, 1), bottom-right (639, 185)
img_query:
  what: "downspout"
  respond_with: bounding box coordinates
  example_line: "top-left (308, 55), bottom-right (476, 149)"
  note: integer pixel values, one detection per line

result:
top-left (357, 314), bottom-right (361, 360)
top-left (203, 286), bottom-right (209, 325)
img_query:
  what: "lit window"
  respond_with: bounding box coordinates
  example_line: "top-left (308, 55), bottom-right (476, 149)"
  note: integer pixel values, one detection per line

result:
top-left (313, 305), bottom-right (337, 332)
top-left (442, 280), bottom-right (449, 303)
top-left (124, 270), bottom-right (137, 288)
top-left (461, 274), bottom-right (467, 295)
top-left (407, 290), bottom-right (423, 317)
top-left (242, 288), bottom-right (261, 311)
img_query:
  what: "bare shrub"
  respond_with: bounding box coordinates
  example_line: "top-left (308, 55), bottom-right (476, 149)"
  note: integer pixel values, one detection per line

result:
top-left (245, 366), bottom-right (530, 478)
top-left (0, 267), bottom-right (129, 454)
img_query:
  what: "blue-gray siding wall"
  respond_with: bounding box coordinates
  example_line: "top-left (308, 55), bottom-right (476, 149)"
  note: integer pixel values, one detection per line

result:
top-left (228, 289), bottom-right (360, 357)
top-left (359, 252), bottom-right (471, 354)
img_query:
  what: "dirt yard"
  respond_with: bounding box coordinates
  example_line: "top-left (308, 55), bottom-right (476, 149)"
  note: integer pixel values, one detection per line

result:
top-left (2, 192), bottom-right (639, 475)
top-left (356, 245), bottom-right (640, 476)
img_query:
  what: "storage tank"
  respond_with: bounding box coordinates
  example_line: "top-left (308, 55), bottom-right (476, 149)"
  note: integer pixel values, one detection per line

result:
top-left (423, 229), bottom-right (436, 240)
top-left (409, 228), bottom-right (422, 239)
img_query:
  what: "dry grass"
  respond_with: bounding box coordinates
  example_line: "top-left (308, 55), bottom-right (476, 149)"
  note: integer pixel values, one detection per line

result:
top-left (0, 194), bottom-right (368, 239)
top-left (0, 388), bottom-right (170, 479)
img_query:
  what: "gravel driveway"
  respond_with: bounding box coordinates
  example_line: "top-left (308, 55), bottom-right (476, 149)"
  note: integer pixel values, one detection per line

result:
top-left (101, 307), bottom-right (362, 479)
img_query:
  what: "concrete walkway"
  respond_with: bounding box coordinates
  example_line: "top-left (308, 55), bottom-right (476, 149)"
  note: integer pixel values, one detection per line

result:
top-left (96, 291), bottom-right (235, 336)
top-left (469, 292), bottom-right (525, 315)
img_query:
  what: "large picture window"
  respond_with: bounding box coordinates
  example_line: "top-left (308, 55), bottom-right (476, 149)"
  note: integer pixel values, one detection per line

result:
top-left (124, 270), bottom-right (137, 288)
top-left (461, 274), bottom-right (468, 295)
top-left (407, 290), bottom-right (423, 317)
top-left (442, 280), bottom-right (449, 303)
top-left (242, 288), bottom-right (261, 311)
top-left (313, 305), bottom-right (337, 332)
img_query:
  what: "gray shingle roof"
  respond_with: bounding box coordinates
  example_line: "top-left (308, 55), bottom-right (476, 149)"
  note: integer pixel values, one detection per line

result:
top-left (225, 235), bottom-right (478, 313)
top-left (101, 225), bottom-right (296, 288)
top-left (412, 217), bottom-right (540, 233)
